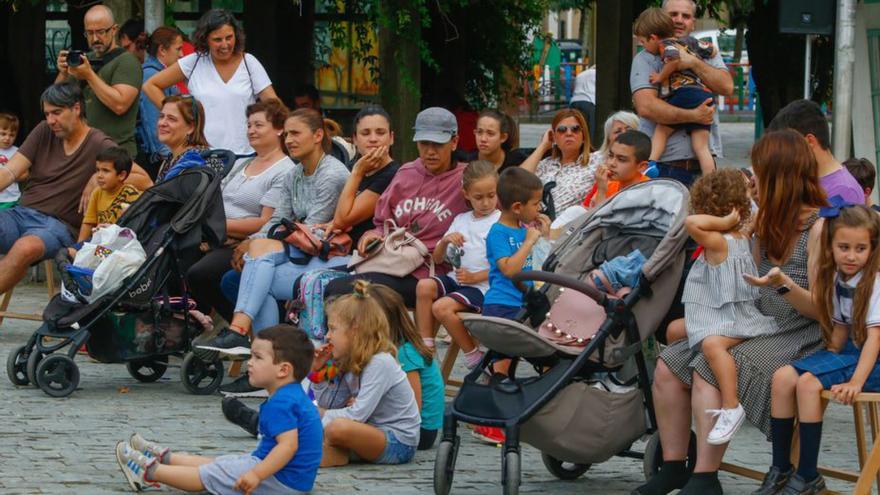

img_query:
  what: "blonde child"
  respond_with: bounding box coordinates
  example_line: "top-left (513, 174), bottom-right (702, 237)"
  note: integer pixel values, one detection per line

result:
top-left (415, 160), bottom-right (500, 369)
top-left (114, 325), bottom-right (323, 494)
top-left (369, 283), bottom-right (445, 450)
top-left (678, 169), bottom-right (778, 445)
top-left (315, 280), bottom-right (421, 467)
top-left (0, 112), bottom-right (21, 209)
top-left (754, 204), bottom-right (880, 494)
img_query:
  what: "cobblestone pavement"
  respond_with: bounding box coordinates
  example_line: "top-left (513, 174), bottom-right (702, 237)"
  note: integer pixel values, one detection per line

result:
top-left (0, 284), bottom-right (863, 494)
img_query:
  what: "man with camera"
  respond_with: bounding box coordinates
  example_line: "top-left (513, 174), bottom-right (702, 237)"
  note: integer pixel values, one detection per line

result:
top-left (55, 4), bottom-right (141, 157)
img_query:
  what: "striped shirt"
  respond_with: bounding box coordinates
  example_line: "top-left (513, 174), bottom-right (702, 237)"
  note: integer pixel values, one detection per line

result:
top-left (832, 271), bottom-right (880, 327)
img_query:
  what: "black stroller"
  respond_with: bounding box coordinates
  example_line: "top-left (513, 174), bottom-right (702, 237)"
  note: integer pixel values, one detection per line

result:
top-left (434, 180), bottom-right (697, 495)
top-left (6, 152), bottom-right (234, 398)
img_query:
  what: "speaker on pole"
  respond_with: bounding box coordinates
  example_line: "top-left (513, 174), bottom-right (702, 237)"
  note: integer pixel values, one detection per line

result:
top-left (779, 0), bottom-right (836, 35)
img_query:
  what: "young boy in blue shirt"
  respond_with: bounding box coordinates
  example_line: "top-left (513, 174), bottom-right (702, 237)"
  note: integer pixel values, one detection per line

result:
top-left (115, 325), bottom-right (322, 494)
top-left (483, 167), bottom-right (550, 319)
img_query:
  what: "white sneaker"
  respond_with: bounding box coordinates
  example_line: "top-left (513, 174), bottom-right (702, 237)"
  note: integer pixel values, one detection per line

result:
top-left (706, 404), bottom-right (746, 445)
top-left (115, 441), bottom-right (158, 492)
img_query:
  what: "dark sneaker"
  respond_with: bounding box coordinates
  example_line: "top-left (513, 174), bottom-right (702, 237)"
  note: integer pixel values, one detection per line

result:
top-left (222, 397), bottom-right (259, 437)
top-left (631, 461), bottom-right (689, 495)
top-left (195, 328), bottom-right (250, 359)
top-left (219, 374), bottom-right (267, 398)
top-left (781, 474), bottom-right (826, 495)
top-left (678, 472), bottom-right (722, 495)
top-left (753, 466), bottom-right (794, 495)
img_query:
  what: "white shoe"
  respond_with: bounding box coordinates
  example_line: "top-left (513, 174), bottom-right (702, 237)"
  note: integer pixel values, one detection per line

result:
top-left (706, 404), bottom-right (746, 445)
top-left (115, 441), bottom-right (158, 492)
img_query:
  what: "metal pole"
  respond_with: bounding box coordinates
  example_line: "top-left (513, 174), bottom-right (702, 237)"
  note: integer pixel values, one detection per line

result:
top-left (832, 0), bottom-right (857, 159)
top-left (144, 0), bottom-right (165, 34)
top-left (804, 34), bottom-right (813, 99)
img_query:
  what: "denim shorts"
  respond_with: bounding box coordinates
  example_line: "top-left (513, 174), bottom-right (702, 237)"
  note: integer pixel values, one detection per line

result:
top-left (199, 454), bottom-right (307, 494)
top-left (0, 206), bottom-right (74, 258)
top-left (596, 249), bottom-right (646, 293)
top-left (373, 430), bottom-right (416, 465)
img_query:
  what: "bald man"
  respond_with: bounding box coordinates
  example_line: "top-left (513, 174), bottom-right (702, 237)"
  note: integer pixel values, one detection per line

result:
top-left (55, 5), bottom-right (142, 156)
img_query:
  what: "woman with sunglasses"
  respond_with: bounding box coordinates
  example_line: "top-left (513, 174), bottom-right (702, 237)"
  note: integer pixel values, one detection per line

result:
top-left (155, 95), bottom-right (208, 181)
top-left (520, 108), bottom-right (594, 213)
top-left (143, 9), bottom-right (278, 155)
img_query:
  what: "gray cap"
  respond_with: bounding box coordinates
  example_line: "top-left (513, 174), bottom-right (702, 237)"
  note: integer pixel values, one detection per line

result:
top-left (413, 107), bottom-right (458, 143)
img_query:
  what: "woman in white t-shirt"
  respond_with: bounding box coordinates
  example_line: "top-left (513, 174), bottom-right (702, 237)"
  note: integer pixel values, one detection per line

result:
top-left (143, 9), bottom-right (278, 154)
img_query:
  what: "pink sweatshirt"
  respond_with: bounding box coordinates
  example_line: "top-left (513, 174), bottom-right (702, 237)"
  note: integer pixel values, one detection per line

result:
top-left (367, 158), bottom-right (469, 278)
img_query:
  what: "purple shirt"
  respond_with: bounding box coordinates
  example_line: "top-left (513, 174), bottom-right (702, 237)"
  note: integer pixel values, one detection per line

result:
top-left (820, 167), bottom-right (864, 205)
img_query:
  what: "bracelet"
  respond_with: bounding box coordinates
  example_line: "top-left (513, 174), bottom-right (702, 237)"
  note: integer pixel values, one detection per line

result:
top-left (0, 164), bottom-right (16, 183)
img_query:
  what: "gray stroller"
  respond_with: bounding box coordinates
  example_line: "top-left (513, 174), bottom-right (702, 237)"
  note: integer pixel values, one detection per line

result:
top-left (434, 179), bottom-right (695, 495)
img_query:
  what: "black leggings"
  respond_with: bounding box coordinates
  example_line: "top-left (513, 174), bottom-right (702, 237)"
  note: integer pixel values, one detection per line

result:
top-left (186, 247), bottom-right (236, 321)
top-left (323, 272), bottom-right (420, 308)
top-left (418, 428), bottom-right (438, 450)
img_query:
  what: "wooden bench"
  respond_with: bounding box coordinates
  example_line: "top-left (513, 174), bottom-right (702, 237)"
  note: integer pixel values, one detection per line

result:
top-left (721, 390), bottom-right (880, 494)
top-left (0, 260), bottom-right (57, 324)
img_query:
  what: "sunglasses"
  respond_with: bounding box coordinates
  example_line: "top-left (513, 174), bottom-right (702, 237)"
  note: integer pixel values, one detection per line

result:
top-left (555, 124), bottom-right (581, 134)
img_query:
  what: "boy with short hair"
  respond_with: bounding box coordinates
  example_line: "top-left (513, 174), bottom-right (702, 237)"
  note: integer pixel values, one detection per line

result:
top-left (843, 157), bottom-right (877, 208)
top-left (585, 130), bottom-right (653, 207)
top-left (483, 167), bottom-right (549, 320)
top-left (115, 325), bottom-right (323, 494)
top-left (633, 7), bottom-right (717, 177)
top-left (0, 112), bottom-right (21, 209)
top-left (79, 146), bottom-right (142, 241)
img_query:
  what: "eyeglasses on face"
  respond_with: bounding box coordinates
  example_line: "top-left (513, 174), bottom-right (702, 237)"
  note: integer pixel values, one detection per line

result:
top-left (555, 124), bottom-right (581, 134)
top-left (84, 26), bottom-right (115, 38)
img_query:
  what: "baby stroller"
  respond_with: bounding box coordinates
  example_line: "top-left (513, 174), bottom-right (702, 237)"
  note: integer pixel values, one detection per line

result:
top-left (6, 154), bottom-right (232, 398)
top-left (434, 179), bottom-right (694, 495)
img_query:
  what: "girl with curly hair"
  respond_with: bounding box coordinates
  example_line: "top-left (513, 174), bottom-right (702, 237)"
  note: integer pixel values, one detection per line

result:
top-left (673, 168), bottom-right (779, 446)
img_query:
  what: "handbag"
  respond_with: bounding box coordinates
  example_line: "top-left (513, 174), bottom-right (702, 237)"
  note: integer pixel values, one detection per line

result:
top-left (347, 219), bottom-right (434, 277)
top-left (267, 218), bottom-right (352, 262)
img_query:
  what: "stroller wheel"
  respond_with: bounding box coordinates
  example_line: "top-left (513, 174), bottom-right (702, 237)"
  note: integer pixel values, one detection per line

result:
top-left (433, 438), bottom-right (459, 495)
top-left (35, 354), bottom-right (80, 398)
top-left (642, 430), bottom-right (697, 480)
top-left (502, 451), bottom-right (521, 495)
top-left (26, 349), bottom-right (45, 387)
top-left (541, 453), bottom-right (591, 480)
top-left (7, 345), bottom-right (31, 386)
top-left (181, 352), bottom-right (224, 395)
top-left (126, 355), bottom-right (169, 383)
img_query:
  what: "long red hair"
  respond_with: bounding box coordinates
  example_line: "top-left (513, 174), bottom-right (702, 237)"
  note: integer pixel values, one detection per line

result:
top-left (751, 130), bottom-right (827, 263)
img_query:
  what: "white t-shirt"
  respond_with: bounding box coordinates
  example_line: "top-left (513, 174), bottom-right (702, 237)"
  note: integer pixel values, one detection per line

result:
top-left (178, 53), bottom-right (272, 155)
top-left (443, 209), bottom-right (501, 293)
top-left (221, 156), bottom-right (294, 219)
top-left (0, 146), bottom-right (21, 203)
top-left (832, 271), bottom-right (880, 328)
top-left (570, 67), bottom-right (596, 104)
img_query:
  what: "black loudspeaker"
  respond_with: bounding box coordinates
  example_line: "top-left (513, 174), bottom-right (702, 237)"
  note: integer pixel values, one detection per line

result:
top-left (779, 0), bottom-right (836, 35)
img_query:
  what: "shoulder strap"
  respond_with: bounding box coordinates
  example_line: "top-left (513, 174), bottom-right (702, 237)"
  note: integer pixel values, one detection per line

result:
top-left (242, 53), bottom-right (256, 100)
top-left (186, 53), bottom-right (202, 81)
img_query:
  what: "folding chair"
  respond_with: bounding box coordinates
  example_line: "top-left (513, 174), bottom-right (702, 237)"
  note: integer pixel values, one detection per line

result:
top-left (0, 260), bottom-right (57, 324)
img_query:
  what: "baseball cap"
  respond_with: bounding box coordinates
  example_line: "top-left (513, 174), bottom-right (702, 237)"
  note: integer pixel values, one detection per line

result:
top-left (413, 107), bottom-right (457, 144)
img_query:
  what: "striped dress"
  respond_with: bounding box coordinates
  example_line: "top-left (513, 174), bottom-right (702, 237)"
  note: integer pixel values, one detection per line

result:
top-left (660, 214), bottom-right (823, 437)
top-left (682, 234), bottom-right (777, 347)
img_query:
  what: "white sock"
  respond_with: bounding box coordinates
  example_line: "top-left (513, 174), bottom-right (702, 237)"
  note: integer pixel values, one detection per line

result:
top-left (464, 348), bottom-right (485, 369)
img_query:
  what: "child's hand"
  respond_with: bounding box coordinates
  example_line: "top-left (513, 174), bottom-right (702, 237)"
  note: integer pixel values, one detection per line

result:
top-left (525, 226), bottom-right (543, 246)
top-left (444, 232), bottom-right (465, 247)
top-left (535, 214), bottom-right (551, 237)
top-left (596, 165), bottom-right (610, 191)
top-left (233, 470), bottom-right (261, 495)
top-left (831, 380), bottom-right (863, 405)
top-left (649, 72), bottom-right (662, 85)
top-left (312, 344), bottom-right (333, 372)
top-left (723, 208), bottom-right (741, 227)
top-left (455, 269), bottom-right (479, 285)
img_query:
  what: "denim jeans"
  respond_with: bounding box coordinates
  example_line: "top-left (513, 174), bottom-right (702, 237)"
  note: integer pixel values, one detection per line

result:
top-left (234, 247), bottom-right (351, 333)
top-left (655, 164), bottom-right (697, 187)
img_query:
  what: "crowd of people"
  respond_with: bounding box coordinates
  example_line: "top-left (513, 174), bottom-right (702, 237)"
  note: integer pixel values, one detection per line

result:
top-left (2, 0), bottom-right (880, 494)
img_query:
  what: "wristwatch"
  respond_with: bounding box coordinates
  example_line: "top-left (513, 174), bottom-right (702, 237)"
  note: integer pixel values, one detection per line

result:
top-left (775, 284), bottom-right (791, 296)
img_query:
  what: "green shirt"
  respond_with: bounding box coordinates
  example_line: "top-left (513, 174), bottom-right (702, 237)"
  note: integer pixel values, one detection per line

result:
top-left (83, 48), bottom-right (142, 156)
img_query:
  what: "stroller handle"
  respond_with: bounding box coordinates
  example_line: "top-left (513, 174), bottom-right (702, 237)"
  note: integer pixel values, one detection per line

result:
top-left (512, 270), bottom-right (607, 305)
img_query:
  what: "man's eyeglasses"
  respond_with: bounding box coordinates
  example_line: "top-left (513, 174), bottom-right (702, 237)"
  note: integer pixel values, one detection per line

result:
top-left (84, 26), bottom-right (115, 38)
top-left (555, 124), bottom-right (581, 135)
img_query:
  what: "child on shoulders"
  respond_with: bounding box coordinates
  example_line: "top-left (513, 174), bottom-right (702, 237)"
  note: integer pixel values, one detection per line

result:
top-left (315, 280), bottom-right (421, 467)
top-left (416, 160), bottom-right (500, 370)
top-left (757, 204), bottom-right (880, 494)
top-left (633, 8), bottom-right (717, 176)
top-left (115, 325), bottom-right (323, 494)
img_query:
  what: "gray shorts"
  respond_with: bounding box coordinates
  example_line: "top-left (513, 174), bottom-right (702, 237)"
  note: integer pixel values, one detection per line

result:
top-left (199, 454), bottom-right (308, 495)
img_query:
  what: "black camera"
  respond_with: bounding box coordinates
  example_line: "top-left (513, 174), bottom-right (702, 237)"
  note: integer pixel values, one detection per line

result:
top-left (66, 50), bottom-right (85, 67)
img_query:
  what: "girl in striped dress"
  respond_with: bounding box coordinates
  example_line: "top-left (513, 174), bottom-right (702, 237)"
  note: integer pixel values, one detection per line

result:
top-left (755, 203), bottom-right (880, 495)
top-left (680, 169), bottom-right (778, 446)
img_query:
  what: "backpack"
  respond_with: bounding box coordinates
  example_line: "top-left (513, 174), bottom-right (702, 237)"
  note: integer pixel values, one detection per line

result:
top-left (287, 268), bottom-right (350, 340)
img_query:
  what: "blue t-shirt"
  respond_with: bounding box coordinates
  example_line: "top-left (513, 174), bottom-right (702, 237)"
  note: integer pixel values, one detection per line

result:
top-left (484, 222), bottom-right (532, 307)
top-left (397, 342), bottom-right (444, 431)
top-left (252, 382), bottom-right (323, 492)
